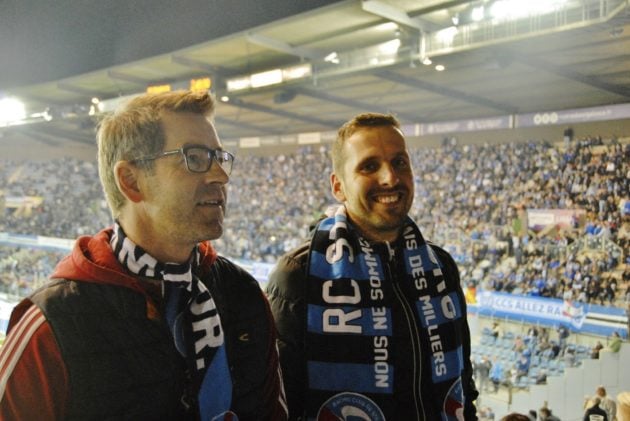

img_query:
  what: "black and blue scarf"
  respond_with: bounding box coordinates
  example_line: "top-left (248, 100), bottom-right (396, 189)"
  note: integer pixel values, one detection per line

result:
top-left (306, 207), bottom-right (466, 420)
top-left (110, 222), bottom-right (233, 420)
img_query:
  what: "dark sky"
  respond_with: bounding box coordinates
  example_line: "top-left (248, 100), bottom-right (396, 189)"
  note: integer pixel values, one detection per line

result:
top-left (0, 0), bottom-right (342, 90)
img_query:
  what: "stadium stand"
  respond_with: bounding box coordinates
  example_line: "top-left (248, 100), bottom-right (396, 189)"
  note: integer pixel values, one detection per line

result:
top-left (2, 135), bottom-right (627, 304)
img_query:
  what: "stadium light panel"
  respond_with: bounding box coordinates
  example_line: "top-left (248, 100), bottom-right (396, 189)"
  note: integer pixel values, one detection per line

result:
top-left (226, 77), bottom-right (251, 92)
top-left (250, 69), bottom-right (283, 88)
top-left (0, 97), bottom-right (26, 126)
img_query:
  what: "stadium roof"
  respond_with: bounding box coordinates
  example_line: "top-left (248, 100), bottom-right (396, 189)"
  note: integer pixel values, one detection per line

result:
top-left (1, 0), bottom-right (630, 150)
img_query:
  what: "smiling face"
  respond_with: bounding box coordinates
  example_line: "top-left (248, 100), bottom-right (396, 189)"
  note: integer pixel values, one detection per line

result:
top-left (133, 111), bottom-right (229, 260)
top-left (331, 125), bottom-right (414, 242)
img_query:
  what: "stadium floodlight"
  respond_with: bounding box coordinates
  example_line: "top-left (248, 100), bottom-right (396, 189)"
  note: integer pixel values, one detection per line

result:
top-left (250, 69), bottom-right (283, 88)
top-left (227, 62), bottom-right (312, 93)
top-left (0, 97), bottom-right (26, 126)
top-left (226, 77), bottom-right (251, 92)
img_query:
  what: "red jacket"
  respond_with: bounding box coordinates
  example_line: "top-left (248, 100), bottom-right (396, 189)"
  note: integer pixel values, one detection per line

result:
top-left (0, 228), bottom-right (287, 420)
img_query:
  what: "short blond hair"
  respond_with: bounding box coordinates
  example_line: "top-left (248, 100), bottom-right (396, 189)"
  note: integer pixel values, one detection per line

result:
top-left (331, 113), bottom-right (401, 176)
top-left (97, 90), bottom-right (215, 218)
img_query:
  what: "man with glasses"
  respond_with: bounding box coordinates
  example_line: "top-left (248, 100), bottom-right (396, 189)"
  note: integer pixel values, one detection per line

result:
top-left (0, 90), bottom-right (287, 420)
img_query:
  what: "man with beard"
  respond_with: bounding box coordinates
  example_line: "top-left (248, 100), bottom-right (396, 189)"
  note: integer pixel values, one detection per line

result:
top-left (267, 113), bottom-right (478, 420)
top-left (0, 91), bottom-right (287, 420)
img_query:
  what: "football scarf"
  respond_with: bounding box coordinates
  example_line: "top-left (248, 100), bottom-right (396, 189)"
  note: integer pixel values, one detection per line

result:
top-left (306, 207), bottom-right (466, 420)
top-left (110, 222), bottom-right (233, 420)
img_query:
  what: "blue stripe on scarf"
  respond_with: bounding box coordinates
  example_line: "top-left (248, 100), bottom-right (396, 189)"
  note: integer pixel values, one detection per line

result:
top-left (316, 218), bottom-right (338, 231)
top-left (164, 284), bottom-right (188, 357)
top-left (308, 361), bottom-right (394, 394)
top-left (307, 304), bottom-right (393, 335)
top-left (309, 250), bottom-right (384, 280)
top-left (198, 345), bottom-right (232, 419)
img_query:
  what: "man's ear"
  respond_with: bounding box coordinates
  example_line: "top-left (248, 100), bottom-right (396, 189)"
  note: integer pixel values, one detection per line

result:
top-left (114, 161), bottom-right (143, 203)
top-left (330, 172), bottom-right (346, 202)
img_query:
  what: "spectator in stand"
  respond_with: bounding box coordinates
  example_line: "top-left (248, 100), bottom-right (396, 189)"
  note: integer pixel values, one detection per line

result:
top-left (539, 327), bottom-right (550, 343)
top-left (591, 341), bottom-right (605, 359)
top-left (490, 357), bottom-right (505, 393)
top-left (476, 355), bottom-right (492, 393)
top-left (527, 325), bottom-right (540, 346)
top-left (539, 406), bottom-right (561, 421)
top-left (557, 324), bottom-right (570, 355)
top-left (584, 396), bottom-right (609, 421)
top-left (564, 347), bottom-right (577, 368)
top-left (513, 335), bottom-right (526, 353)
top-left (515, 351), bottom-right (531, 381)
top-left (608, 331), bottom-right (623, 353)
top-left (492, 321), bottom-right (502, 341)
top-left (594, 386), bottom-right (617, 421)
top-left (535, 369), bottom-right (548, 385)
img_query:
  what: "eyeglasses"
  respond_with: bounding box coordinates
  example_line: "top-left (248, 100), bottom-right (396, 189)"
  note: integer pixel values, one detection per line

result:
top-left (132, 145), bottom-right (234, 175)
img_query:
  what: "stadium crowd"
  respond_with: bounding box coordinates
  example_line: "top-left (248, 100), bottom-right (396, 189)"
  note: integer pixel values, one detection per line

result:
top-left (1, 135), bottom-right (629, 306)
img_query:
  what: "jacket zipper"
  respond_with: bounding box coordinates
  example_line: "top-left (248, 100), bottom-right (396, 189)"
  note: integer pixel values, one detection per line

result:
top-left (388, 258), bottom-right (426, 420)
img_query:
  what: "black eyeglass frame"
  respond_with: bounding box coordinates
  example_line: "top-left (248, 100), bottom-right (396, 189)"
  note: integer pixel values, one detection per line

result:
top-left (131, 145), bottom-right (234, 175)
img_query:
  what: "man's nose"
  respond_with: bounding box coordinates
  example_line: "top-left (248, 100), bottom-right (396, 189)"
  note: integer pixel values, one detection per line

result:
top-left (204, 157), bottom-right (230, 183)
top-left (378, 164), bottom-right (399, 186)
